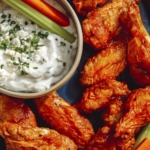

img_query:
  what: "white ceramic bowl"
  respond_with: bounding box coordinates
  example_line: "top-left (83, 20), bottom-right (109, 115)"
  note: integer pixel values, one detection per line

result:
top-left (0, 0), bottom-right (83, 99)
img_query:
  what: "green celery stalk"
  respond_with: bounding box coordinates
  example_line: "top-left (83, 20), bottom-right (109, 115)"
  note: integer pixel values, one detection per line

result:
top-left (2, 0), bottom-right (76, 43)
top-left (132, 123), bottom-right (150, 150)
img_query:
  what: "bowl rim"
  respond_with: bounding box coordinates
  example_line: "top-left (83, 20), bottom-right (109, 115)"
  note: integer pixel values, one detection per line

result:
top-left (0, 0), bottom-right (83, 99)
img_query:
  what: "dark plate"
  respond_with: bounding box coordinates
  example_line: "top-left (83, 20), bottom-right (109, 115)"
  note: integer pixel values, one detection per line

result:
top-left (0, 0), bottom-right (150, 149)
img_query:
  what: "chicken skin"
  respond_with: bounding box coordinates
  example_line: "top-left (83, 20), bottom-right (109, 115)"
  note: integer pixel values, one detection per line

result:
top-left (80, 37), bottom-right (128, 86)
top-left (82, 0), bottom-right (139, 50)
top-left (34, 91), bottom-right (94, 149)
top-left (86, 126), bottom-right (135, 150)
top-left (79, 80), bottom-right (130, 113)
top-left (114, 86), bottom-right (150, 149)
top-left (0, 94), bottom-right (37, 127)
top-left (102, 98), bottom-right (126, 127)
top-left (0, 122), bottom-right (77, 150)
top-left (73, 0), bottom-right (106, 16)
top-left (86, 126), bottom-right (116, 150)
top-left (120, 3), bottom-right (150, 86)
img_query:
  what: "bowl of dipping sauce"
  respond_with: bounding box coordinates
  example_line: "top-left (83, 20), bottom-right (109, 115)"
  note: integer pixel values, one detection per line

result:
top-left (0, 0), bottom-right (83, 98)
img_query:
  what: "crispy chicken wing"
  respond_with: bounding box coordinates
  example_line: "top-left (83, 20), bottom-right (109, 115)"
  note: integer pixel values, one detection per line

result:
top-left (73, 0), bottom-right (106, 16)
top-left (79, 80), bottom-right (130, 113)
top-left (0, 94), bottom-right (37, 127)
top-left (80, 37), bottom-right (128, 86)
top-left (114, 86), bottom-right (150, 149)
top-left (120, 3), bottom-right (150, 86)
top-left (0, 122), bottom-right (77, 150)
top-left (34, 91), bottom-right (94, 149)
top-left (82, 0), bottom-right (139, 50)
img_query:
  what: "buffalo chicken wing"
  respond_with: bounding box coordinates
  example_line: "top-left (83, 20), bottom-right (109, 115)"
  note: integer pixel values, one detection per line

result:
top-left (120, 3), bottom-right (150, 86)
top-left (34, 91), bottom-right (94, 149)
top-left (0, 94), bottom-right (37, 127)
top-left (82, 0), bottom-right (139, 50)
top-left (0, 122), bottom-right (77, 150)
top-left (79, 80), bottom-right (130, 113)
top-left (80, 37), bottom-right (128, 86)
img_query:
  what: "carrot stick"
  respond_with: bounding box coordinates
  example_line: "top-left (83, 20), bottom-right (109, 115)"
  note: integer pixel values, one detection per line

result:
top-left (22, 0), bottom-right (70, 26)
top-left (135, 138), bottom-right (150, 150)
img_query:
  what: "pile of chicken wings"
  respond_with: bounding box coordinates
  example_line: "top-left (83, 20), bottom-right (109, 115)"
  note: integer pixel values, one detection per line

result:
top-left (73, 0), bottom-right (150, 149)
top-left (0, 0), bottom-right (150, 150)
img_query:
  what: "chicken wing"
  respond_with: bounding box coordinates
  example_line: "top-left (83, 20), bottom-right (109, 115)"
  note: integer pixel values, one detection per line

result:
top-left (120, 3), bottom-right (150, 86)
top-left (73, 0), bottom-right (106, 16)
top-left (0, 122), bottom-right (77, 150)
top-left (82, 0), bottom-right (139, 50)
top-left (34, 91), bottom-right (94, 149)
top-left (79, 80), bottom-right (130, 113)
top-left (80, 37), bottom-right (128, 86)
top-left (114, 86), bottom-right (150, 149)
top-left (0, 94), bottom-right (37, 127)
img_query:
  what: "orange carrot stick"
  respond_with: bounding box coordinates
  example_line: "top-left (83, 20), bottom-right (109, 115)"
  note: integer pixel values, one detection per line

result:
top-left (135, 138), bottom-right (150, 150)
top-left (22, 0), bottom-right (70, 26)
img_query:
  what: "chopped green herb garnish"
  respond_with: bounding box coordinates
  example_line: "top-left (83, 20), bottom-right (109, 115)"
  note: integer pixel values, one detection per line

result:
top-left (11, 57), bottom-right (15, 61)
top-left (13, 62), bottom-right (19, 66)
top-left (1, 14), bottom-right (7, 19)
top-left (7, 19), bottom-right (11, 22)
top-left (31, 21), bottom-right (35, 25)
top-left (1, 20), bottom-right (5, 24)
top-left (24, 21), bottom-right (28, 25)
top-left (43, 58), bottom-right (46, 62)
top-left (60, 41), bottom-right (66, 46)
top-left (10, 20), bottom-right (16, 25)
top-left (0, 39), bottom-right (9, 50)
top-left (38, 31), bottom-right (49, 39)
top-left (32, 30), bottom-right (36, 34)
top-left (8, 14), bottom-right (11, 18)
top-left (37, 44), bottom-right (44, 47)
top-left (9, 24), bottom-right (21, 37)
top-left (23, 62), bottom-right (29, 68)
top-left (0, 64), bottom-right (4, 69)
top-left (63, 62), bottom-right (66, 66)
top-left (14, 47), bottom-right (23, 53)
top-left (31, 35), bottom-right (40, 45)
top-left (12, 60), bottom-right (30, 75)
top-left (70, 45), bottom-right (73, 49)
top-left (21, 70), bottom-right (28, 75)
top-left (45, 32), bottom-right (49, 38)
top-left (23, 45), bottom-right (28, 52)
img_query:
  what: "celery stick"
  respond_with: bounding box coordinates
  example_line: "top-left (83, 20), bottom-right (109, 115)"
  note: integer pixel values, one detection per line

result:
top-left (2, 0), bottom-right (76, 43)
top-left (132, 123), bottom-right (150, 150)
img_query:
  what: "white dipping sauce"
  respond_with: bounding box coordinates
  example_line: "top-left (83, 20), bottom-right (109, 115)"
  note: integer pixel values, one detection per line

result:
top-left (0, 0), bottom-right (78, 92)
